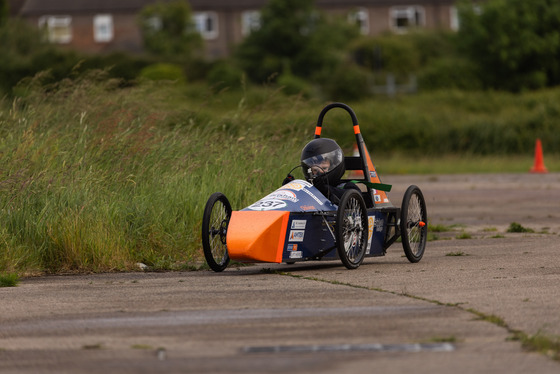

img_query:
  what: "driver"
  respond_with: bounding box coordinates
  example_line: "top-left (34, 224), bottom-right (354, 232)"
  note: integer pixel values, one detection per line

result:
top-left (305, 156), bottom-right (334, 178)
top-left (299, 138), bottom-right (359, 204)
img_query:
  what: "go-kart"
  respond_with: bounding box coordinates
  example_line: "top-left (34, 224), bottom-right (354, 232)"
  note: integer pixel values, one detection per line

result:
top-left (202, 103), bottom-right (427, 272)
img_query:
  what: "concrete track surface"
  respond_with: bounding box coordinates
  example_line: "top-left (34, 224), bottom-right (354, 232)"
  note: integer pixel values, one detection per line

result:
top-left (1, 173), bottom-right (559, 373)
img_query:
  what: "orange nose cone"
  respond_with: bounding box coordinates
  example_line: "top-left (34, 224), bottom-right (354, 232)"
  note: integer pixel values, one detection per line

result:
top-left (226, 211), bottom-right (290, 263)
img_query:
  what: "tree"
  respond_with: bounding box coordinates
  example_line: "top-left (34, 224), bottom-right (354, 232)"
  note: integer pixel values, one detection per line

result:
top-left (457, 0), bottom-right (560, 91)
top-left (0, 0), bottom-right (8, 26)
top-left (0, 18), bottom-right (54, 94)
top-left (235, 0), bottom-right (358, 83)
top-left (138, 0), bottom-right (202, 60)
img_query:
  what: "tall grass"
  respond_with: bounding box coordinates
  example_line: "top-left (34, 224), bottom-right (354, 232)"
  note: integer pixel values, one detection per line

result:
top-left (0, 73), bottom-right (558, 274)
top-left (0, 74), bottom-right (314, 274)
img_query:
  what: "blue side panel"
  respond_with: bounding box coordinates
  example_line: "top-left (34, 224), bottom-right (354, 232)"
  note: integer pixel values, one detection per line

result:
top-left (282, 214), bottom-right (337, 262)
top-left (366, 210), bottom-right (388, 257)
top-left (280, 210), bottom-right (390, 263)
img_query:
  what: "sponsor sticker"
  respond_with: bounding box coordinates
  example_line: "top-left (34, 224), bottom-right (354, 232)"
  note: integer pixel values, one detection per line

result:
top-left (265, 190), bottom-right (298, 202)
top-left (370, 171), bottom-right (377, 178)
top-left (300, 205), bottom-right (316, 211)
top-left (303, 188), bottom-right (324, 205)
top-left (247, 199), bottom-right (287, 211)
top-left (280, 180), bottom-right (312, 191)
top-left (374, 195), bottom-right (382, 202)
top-left (366, 216), bottom-right (375, 254)
top-left (287, 244), bottom-right (298, 251)
top-left (289, 230), bottom-right (305, 242)
top-left (291, 220), bottom-right (307, 230)
top-left (289, 251), bottom-right (303, 259)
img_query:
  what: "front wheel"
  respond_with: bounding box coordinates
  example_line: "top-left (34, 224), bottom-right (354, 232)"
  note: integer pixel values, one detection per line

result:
top-left (400, 185), bottom-right (428, 263)
top-left (202, 192), bottom-right (232, 272)
top-left (336, 190), bottom-right (368, 269)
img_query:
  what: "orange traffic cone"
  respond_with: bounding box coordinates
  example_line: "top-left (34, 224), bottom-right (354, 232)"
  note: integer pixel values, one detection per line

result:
top-left (530, 139), bottom-right (548, 173)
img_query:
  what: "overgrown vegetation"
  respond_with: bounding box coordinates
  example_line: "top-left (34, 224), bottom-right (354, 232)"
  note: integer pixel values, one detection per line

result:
top-left (468, 308), bottom-right (560, 362)
top-left (507, 222), bottom-right (535, 233)
top-left (446, 251), bottom-right (468, 257)
top-left (512, 331), bottom-right (560, 361)
top-left (1, 0), bottom-right (560, 274)
top-left (0, 75), bottom-right (559, 275)
top-left (455, 232), bottom-right (473, 240)
top-left (0, 75), bottom-right (311, 274)
top-left (0, 273), bottom-right (19, 287)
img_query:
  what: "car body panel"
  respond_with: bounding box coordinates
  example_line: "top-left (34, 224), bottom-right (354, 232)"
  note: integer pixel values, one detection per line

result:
top-left (226, 180), bottom-right (391, 263)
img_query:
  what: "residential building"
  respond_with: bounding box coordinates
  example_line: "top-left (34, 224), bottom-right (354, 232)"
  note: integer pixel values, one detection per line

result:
top-left (17, 0), bottom-right (460, 58)
top-left (7, 0), bottom-right (26, 16)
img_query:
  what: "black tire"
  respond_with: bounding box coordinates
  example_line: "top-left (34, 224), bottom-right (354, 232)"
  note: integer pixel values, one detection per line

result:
top-left (336, 189), bottom-right (368, 269)
top-left (400, 185), bottom-right (428, 263)
top-left (202, 192), bottom-right (232, 272)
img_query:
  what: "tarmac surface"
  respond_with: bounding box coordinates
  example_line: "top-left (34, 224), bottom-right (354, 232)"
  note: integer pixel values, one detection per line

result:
top-left (1, 173), bottom-right (559, 373)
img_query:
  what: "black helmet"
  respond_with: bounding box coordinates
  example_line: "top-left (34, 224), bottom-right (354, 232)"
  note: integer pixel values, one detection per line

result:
top-left (301, 138), bottom-right (345, 186)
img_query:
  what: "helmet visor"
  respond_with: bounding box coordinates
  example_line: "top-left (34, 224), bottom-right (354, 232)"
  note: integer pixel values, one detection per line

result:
top-left (302, 149), bottom-right (343, 178)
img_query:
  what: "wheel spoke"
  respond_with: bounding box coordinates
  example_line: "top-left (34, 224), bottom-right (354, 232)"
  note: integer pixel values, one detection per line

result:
top-left (342, 197), bottom-right (364, 263)
top-left (202, 193), bottom-right (231, 272)
top-left (406, 193), bottom-right (425, 255)
top-left (400, 186), bottom-right (427, 263)
top-left (208, 201), bottom-right (228, 265)
top-left (336, 190), bottom-right (367, 269)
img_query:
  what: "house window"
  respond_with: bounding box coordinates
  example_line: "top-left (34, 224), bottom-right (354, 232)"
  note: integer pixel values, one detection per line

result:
top-left (449, 7), bottom-right (459, 31)
top-left (194, 12), bottom-right (218, 40)
top-left (94, 14), bottom-right (113, 42)
top-left (242, 10), bottom-right (261, 36)
top-left (38, 15), bottom-right (72, 43)
top-left (348, 8), bottom-right (369, 35)
top-left (390, 6), bottom-right (425, 32)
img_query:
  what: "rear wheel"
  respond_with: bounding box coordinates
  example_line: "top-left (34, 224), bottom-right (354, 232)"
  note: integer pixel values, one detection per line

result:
top-left (202, 192), bottom-right (232, 272)
top-left (336, 190), bottom-right (368, 269)
top-left (400, 185), bottom-right (427, 263)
